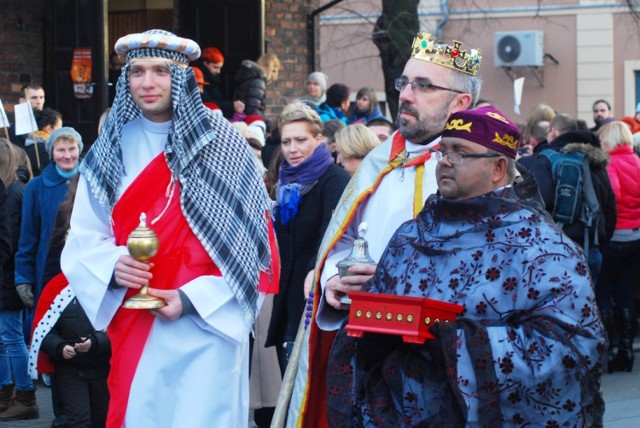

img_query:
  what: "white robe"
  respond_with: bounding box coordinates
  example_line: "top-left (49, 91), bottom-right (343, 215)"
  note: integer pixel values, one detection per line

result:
top-left (61, 117), bottom-right (252, 428)
top-left (316, 139), bottom-right (440, 330)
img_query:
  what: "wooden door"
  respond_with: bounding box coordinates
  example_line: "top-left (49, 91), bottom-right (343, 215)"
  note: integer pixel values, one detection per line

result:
top-left (176, 0), bottom-right (263, 101)
top-left (44, 0), bottom-right (107, 147)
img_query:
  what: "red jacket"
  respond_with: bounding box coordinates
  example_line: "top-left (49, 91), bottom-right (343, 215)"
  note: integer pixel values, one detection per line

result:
top-left (607, 144), bottom-right (640, 230)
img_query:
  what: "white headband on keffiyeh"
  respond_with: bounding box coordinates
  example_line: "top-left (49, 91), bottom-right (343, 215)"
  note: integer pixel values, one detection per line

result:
top-left (82, 29), bottom-right (271, 323)
top-left (114, 29), bottom-right (201, 64)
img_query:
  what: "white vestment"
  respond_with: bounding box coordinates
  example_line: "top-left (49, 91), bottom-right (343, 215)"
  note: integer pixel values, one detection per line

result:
top-left (316, 139), bottom-right (440, 330)
top-left (61, 117), bottom-right (252, 428)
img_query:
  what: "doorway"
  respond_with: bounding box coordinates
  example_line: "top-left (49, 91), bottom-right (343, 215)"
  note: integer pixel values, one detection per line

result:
top-left (176, 0), bottom-right (263, 102)
top-left (44, 0), bottom-right (263, 144)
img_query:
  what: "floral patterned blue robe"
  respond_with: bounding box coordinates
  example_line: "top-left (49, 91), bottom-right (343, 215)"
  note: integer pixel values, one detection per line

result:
top-left (326, 187), bottom-right (605, 427)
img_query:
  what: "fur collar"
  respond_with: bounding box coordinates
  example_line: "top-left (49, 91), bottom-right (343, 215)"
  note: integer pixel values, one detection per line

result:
top-left (562, 142), bottom-right (610, 169)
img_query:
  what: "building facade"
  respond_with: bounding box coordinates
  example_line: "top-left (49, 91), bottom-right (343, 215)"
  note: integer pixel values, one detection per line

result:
top-left (2, 0), bottom-right (638, 140)
top-left (319, 0), bottom-right (640, 126)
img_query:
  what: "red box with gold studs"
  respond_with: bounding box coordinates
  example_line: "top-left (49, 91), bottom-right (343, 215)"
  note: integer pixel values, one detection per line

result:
top-left (345, 291), bottom-right (464, 344)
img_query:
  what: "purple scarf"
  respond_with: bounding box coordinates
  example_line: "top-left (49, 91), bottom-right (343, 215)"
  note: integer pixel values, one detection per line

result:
top-left (276, 143), bottom-right (333, 224)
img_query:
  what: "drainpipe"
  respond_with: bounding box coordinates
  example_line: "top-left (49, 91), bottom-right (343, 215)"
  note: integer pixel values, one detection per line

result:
top-left (434, 0), bottom-right (449, 41)
top-left (308, 0), bottom-right (345, 71)
top-left (260, 0), bottom-right (266, 54)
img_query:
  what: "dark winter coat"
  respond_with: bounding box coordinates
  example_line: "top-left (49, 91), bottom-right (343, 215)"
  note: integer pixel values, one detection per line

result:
top-left (517, 139), bottom-right (549, 170)
top-left (266, 163), bottom-right (350, 347)
top-left (348, 105), bottom-right (386, 125)
top-left (233, 60), bottom-right (267, 116)
top-left (526, 131), bottom-right (616, 247)
top-left (0, 173), bottom-right (27, 310)
top-left (198, 65), bottom-right (234, 118)
top-left (41, 297), bottom-right (111, 379)
top-left (0, 182), bottom-right (14, 309)
top-left (42, 200), bottom-right (68, 288)
top-left (562, 142), bottom-right (617, 245)
top-left (14, 162), bottom-right (75, 302)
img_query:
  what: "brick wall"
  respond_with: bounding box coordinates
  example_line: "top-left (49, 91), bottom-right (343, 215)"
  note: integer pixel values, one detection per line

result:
top-left (263, 0), bottom-right (319, 121)
top-left (0, 1), bottom-right (318, 126)
top-left (0, 0), bottom-right (45, 116)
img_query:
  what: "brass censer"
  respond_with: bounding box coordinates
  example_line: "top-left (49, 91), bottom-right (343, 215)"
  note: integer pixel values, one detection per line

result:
top-left (122, 213), bottom-right (166, 309)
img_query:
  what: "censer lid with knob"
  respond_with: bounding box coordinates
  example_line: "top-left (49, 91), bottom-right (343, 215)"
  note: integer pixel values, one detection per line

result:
top-left (126, 213), bottom-right (159, 262)
top-left (336, 222), bottom-right (376, 278)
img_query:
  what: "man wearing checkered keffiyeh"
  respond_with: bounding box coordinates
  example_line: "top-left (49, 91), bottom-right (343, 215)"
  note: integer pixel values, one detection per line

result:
top-left (60, 29), bottom-right (278, 427)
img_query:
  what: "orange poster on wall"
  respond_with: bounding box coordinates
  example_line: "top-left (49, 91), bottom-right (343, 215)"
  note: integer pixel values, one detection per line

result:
top-left (71, 48), bottom-right (93, 99)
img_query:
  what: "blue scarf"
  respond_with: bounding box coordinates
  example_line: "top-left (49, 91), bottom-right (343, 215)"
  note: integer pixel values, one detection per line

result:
top-left (55, 164), bottom-right (79, 179)
top-left (276, 143), bottom-right (333, 224)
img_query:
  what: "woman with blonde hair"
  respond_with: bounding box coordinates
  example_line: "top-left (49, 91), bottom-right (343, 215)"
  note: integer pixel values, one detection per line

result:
top-left (0, 140), bottom-right (26, 188)
top-left (521, 103), bottom-right (555, 149)
top-left (335, 124), bottom-right (381, 175)
top-left (257, 53), bottom-right (281, 84)
top-left (595, 121), bottom-right (640, 373)
top-left (232, 53), bottom-right (280, 124)
top-left (265, 102), bottom-right (349, 374)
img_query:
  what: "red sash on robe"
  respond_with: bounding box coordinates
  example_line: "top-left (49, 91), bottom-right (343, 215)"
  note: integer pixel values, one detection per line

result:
top-left (105, 152), bottom-right (279, 427)
top-left (106, 153), bottom-right (222, 428)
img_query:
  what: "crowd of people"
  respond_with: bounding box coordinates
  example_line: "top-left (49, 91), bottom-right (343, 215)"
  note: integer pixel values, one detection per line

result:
top-left (0, 26), bottom-right (638, 428)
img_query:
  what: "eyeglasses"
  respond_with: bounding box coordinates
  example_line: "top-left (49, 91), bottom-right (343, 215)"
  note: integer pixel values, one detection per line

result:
top-left (434, 150), bottom-right (501, 164)
top-left (394, 78), bottom-right (464, 94)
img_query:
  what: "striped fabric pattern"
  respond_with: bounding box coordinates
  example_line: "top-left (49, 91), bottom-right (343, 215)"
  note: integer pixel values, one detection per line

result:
top-left (80, 36), bottom-right (271, 323)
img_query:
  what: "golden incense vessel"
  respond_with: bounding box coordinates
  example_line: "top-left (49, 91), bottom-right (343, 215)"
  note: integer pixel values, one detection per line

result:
top-left (122, 213), bottom-right (166, 309)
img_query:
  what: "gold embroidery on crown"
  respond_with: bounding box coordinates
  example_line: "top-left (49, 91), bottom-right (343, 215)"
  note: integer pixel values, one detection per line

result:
top-left (410, 32), bottom-right (482, 77)
top-left (444, 119), bottom-right (472, 132)
top-left (492, 132), bottom-right (518, 149)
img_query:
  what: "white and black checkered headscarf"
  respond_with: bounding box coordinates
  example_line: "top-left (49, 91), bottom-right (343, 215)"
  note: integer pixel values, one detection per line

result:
top-left (82, 30), bottom-right (271, 323)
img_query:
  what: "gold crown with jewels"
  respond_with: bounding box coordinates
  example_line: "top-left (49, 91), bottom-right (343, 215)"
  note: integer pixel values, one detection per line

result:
top-left (410, 32), bottom-right (482, 76)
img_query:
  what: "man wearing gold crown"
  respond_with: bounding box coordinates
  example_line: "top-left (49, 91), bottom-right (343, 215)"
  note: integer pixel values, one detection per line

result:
top-left (59, 30), bottom-right (279, 427)
top-left (326, 105), bottom-right (605, 426)
top-left (275, 33), bottom-right (482, 427)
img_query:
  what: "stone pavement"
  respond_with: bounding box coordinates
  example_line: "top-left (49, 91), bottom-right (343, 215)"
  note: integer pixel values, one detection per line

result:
top-left (1, 362), bottom-right (638, 427)
top-left (0, 383), bottom-right (258, 428)
top-left (602, 356), bottom-right (640, 427)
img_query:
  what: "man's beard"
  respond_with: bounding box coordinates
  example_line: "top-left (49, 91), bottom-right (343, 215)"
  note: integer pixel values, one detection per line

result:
top-left (396, 102), bottom-right (450, 144)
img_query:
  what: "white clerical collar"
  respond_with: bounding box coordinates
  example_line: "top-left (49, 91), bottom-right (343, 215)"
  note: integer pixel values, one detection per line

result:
top-left (405, 135), bottom-right (441, 154)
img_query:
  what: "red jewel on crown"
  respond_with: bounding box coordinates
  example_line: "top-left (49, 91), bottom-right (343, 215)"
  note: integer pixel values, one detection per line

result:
top-left (410, 32), bottom-right (482, 76)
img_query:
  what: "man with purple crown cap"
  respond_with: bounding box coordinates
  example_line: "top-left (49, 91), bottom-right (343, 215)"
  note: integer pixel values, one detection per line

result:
top-left (60, 29), bottom-right (279, 427)
top-left (274, 32), bottom-right (482, 427)
top-left (325, 106), bottom-right (605, 426)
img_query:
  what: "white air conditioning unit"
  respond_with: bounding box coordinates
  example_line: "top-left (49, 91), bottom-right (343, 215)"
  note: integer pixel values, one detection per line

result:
top-left (494, 31), bottom-right (544, 67)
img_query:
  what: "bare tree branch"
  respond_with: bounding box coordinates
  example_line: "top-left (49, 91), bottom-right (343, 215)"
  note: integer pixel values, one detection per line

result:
top-left (373, 0), bottom-right (420, 118)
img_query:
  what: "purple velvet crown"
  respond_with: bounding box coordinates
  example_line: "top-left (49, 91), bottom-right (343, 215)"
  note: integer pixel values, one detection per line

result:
top-left (442, 106), bottom-right (521, 158)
